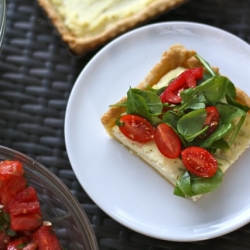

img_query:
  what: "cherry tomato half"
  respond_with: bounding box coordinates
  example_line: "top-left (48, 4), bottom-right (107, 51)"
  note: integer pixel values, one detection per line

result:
top-left (181, 147), bottom-right (218, 177)
top-left (118, 114), bottom-right (154, 143)
top-left (160, 68), bottom-right (203, 104)
top-left (154, 123), bottom-right (181, 159)
top-left (200, 106), bottom-right (219, 139)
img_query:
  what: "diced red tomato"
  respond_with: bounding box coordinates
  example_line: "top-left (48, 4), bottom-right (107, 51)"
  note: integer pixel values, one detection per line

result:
top-left (7, 236), bottom-right (29, 250)
top-left (22, 241), bottom-right (38, 250)
top-left (10, 213), bottom-right (43, 232)
top-left (200, 106), bottom-right (219, 138)
top-left (154, 123), bottom-right (181, 159)
top-left (32, 225), bottom-right (61, 250)
top-left (0, 160), bottom-right (24, 179)
top-left (9, 187), bottom-right (42, 231)
top-left (0, 176), bottom-right (27, 210)
top-left (0, 160), bottom-right (27, 210)
top-left (0, 160), bottom-right (62, 249)
top-left (118, 114), bottom-right (154, 143)
top-left (8, 187), bottom-right (41, 216)
top-left (181, 147), bottom-right (218, 177)
top-left (0, 231), bottom-right (10, 250)
top-left (7, 237), bottom-right (38, 250)
top-left (160, 68), bottom-right (203, 104)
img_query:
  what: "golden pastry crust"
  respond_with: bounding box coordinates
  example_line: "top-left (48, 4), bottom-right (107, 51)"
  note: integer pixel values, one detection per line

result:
top-left (101, 44), bottom-right (250, 134)
top-left (38, 0), bottom-right (188, 55)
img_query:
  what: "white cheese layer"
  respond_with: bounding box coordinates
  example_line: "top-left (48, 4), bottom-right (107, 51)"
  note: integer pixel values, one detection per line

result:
top-left (153, 67), bottom-right (185, 89)
top-left (50, 0), bottom-right (160, 38)
top-left (112, 125), bottom-right (185, 185)
top-left (113, 113), bottom-right (250, 187)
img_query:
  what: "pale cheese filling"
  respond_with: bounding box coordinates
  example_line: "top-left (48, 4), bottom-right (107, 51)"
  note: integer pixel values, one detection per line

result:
top-left (50, 0), bottom-right (159, 37)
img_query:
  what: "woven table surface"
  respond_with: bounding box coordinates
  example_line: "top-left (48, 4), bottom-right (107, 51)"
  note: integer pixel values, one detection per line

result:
top-left (1, 0), bottom-right (250, 249)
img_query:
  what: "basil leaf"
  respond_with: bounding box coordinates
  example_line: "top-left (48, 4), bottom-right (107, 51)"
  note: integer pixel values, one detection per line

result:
top-left (131, 89), bottom-right (163, 115)
top-left (196, 76), bottom-right (228, 104)
top-left (200, 103), bottom-right (246, 148)
top-left (126, 88), bottom-right (150, 117)
top-left (216, 102), bottom-right (246, 124)
top-left (174, 171), bottom-right (194, 198)
top-left (178, 76), bottom-right (227, 111)
top-left (225, 79), bottom-right (236, 101)
top-left (195, 54), bottom-right (217, 77)
top-left (162, 111), bottom-right (191, 147)
top-left (126, 88), bottom-right (161, 126)
top-left (177, 109), bottom-right (207, 142)
top-left (225, 80), bottom-right (250, 112)
top-left (174, 169), bottom-right (223, 198)
top-left (191, 168), bottom-right (223, 195)
top-left (162, 111), bottom-right (180, 129)
top-left (179, 88), bottom-right (206, 111)
top-left (200, 122), bottom-right (232, 148)
top-left (209, 139), bottom-right (230, 150)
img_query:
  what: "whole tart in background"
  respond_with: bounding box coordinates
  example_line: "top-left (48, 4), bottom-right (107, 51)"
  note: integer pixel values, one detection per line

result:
top-left (38, 0), bottom-right (188, 55)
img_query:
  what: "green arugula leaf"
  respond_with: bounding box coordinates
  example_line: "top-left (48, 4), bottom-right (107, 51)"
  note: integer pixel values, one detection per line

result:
top-left (131, 89), bottom-right (163, 115)
top-left (162, 111), bottom-right (180, 128)
top-left (126, 88), bottom-right (162, 126)
top-left (195, 76), bottom-right (228, 104)
top-left (225, 80), bottom-right (250, 112)
top-left (177, 109), bottom-right (208, 142)
top-left (162, 111), bottom-right (191, 147)
top-left (195, 54), bottom-right (217, 77)
top-left (200, 103), bottom-right (246, 148)
top-left (200, 121), bottom-right (232, 148)
top-left (174, 171), bottom-right (194, 198)
top-left (209, 139), bottom-right (230, 150)
top-left (178, 76), bottom-right (228, 112)
top-left (191, 168), bottom-right (223, 195)
top-left (216, 102), bottom-right (246, 124)
top-left (174, 169), bottom-right (223, 198)
top-left (179, 88), bottom-right (206, 111)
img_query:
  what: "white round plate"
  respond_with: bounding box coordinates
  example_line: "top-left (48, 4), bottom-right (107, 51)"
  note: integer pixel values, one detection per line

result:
top-left (65, 22), bottom-right (250, 241)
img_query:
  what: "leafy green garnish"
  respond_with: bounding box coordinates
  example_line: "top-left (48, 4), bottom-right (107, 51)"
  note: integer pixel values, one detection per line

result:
top-left (126, 88), bottom-right (162, 126)
top-left (174, 169), bottom-right (223, 198)
top-left (177, 108), bottom-right (208, 142)
top-left (108, 53), bottom-right (249, 198)
top-left (0, 208), bottom-right (16, 237)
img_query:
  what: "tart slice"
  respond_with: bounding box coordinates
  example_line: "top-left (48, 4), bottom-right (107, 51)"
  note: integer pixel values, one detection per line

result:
top-left (101, 44), bottom-right (250, 201)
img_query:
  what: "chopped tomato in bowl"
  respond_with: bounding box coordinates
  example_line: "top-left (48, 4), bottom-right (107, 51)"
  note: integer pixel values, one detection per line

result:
top-left (0, 146), bottom-right (98, 250)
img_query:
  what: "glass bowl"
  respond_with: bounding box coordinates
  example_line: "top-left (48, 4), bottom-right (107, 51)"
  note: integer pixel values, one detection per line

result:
top-left (0, 0), bottom-right (6, 51)
top-left (0, 145), bottom-right (99, 250)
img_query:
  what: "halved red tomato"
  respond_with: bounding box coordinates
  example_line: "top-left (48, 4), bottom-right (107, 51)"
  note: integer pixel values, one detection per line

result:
top-left (32, 225), bottom-right (61, 250)
top-left (181, 147), bottom-right (218, 177)
top-left (118, 114), bottom-right (154, 143)
top-left (9, 187), bottom-right (42, 231)
top-left (200, 106), bottom-right (219, 138)
top-left (160, 68), bottom-right (203, 104)
top-left (154, 123), bottom-right (181, 159)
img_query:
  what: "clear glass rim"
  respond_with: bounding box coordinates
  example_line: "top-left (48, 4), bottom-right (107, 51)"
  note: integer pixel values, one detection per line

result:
top-left (0, 0), bottom-right (6, 50)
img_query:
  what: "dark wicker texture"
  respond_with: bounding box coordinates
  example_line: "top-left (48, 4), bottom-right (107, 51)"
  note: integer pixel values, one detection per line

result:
top-left (1, 0), bottom-right (250, 249)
